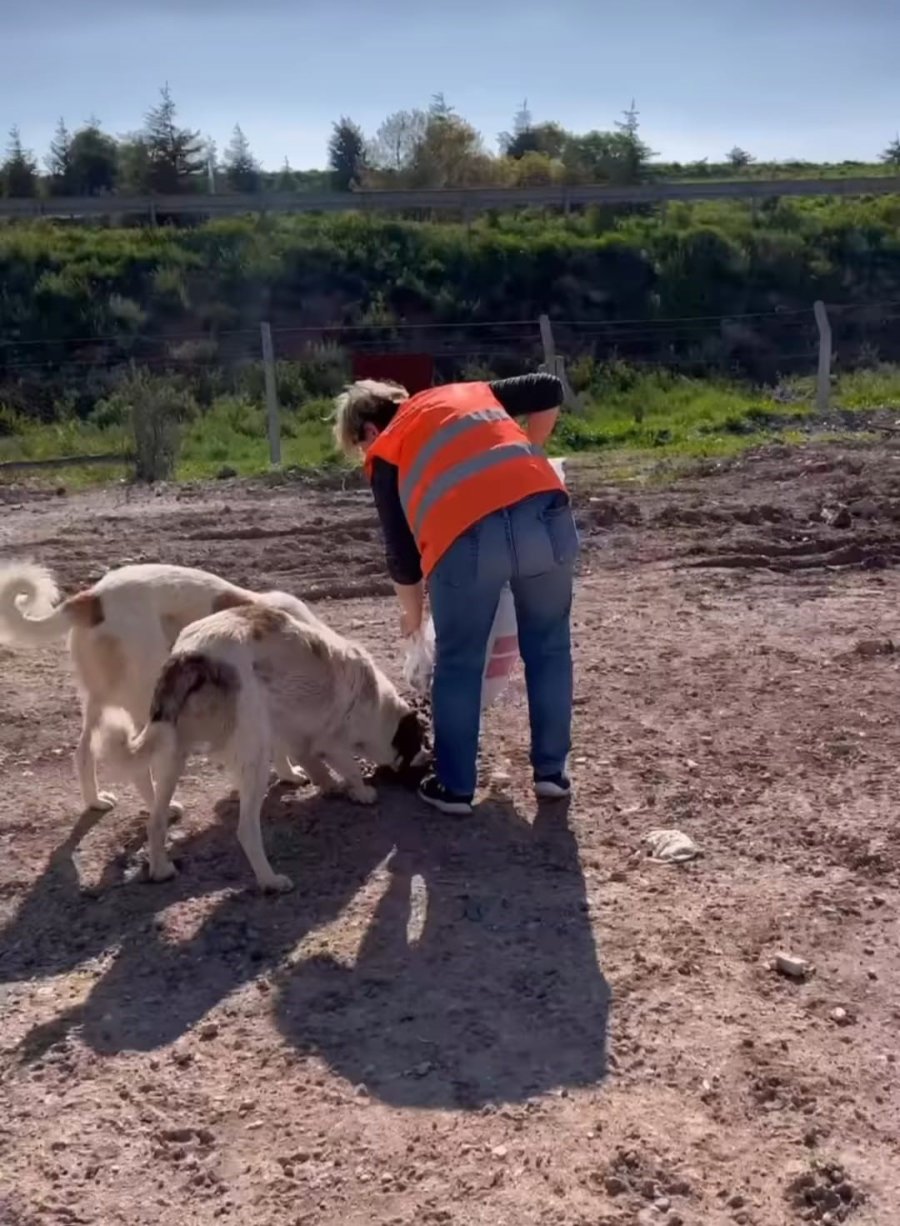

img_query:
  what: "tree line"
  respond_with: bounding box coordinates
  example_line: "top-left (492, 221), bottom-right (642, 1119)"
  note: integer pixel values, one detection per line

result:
top-left (4, 86), bottom-right (900, 199)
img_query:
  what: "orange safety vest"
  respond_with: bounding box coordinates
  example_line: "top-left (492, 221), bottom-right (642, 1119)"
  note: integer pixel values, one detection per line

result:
top-left (364, 381), bottom-right (565, 577)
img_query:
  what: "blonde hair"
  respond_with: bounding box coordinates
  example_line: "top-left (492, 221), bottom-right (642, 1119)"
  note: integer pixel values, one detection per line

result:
top-left (332, 379), bottom-right (409, 457)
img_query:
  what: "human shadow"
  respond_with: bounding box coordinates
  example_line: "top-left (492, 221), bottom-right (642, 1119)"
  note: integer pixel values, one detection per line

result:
top-left (274, 798), bottom-right (611, 1108)
top-left (8, 785), bottom-right (610, 1110)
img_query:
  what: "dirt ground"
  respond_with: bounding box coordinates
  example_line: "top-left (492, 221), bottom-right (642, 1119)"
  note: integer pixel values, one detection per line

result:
top-left (1, 441), bottom-right (899, 1226)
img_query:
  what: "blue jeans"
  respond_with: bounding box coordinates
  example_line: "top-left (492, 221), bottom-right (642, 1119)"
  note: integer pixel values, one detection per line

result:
top-left (428, 490), bottom-right (578, 797)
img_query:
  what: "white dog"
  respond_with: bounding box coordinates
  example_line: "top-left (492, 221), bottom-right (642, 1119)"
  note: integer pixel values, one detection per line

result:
top-left (94, 602), bottom-right (428, 892)
top-left (0, 561), bottom-right (325, 814)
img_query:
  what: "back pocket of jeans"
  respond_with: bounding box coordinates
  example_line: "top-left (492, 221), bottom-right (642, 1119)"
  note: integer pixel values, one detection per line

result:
top-left (543, 501), bottom-right (579, 566)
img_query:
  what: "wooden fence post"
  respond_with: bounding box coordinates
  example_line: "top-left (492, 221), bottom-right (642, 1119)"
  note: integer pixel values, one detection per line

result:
top-left (813, 300), bottom-right (832, 413)
top-left (538, 314), bottom-right (583, 414)
top-left (260, 322), bottom-right (281, 466)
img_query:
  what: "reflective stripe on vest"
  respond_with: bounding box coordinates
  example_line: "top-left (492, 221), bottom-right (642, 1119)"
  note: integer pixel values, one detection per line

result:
top-left (405, 439), bottom-right (544, 539)
top-left (398, 407), bottom-right (510, 511)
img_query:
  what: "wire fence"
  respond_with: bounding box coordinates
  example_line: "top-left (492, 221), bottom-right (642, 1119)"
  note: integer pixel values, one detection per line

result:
top-left (2, 298), bottom-right (899, 473)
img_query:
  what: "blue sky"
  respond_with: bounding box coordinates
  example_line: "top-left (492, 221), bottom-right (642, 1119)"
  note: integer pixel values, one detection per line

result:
top-left (3, 0), bottom-right (897, 171)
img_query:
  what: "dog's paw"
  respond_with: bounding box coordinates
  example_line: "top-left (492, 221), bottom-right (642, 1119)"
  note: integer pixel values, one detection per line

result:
top-left (147, 858), bottom-right (178, 883)
top-left (259, 873), bottom-right (294, 894)
top-left (84, 792), bottom-right (117, 814)
top-left (349, 783), bottom-right (378, 806)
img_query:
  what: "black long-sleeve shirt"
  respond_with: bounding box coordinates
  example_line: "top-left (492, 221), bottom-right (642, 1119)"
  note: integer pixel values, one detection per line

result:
top-left (370, 373), bottom-right (563, 585)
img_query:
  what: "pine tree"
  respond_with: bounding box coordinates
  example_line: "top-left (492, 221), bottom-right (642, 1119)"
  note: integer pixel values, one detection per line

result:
top-left (47, 118), bottom-right (73, 194)
top-left (276, 157), bottom-right (295, 192)
top-left (328, 117), bottom-right (367, 190)
top-left (616, 99), bottom-right (640, 139)
top-left (1, 127), bottom-right (38, 198)
top-left (429, 93), bottom-right (455, 123)
top-left (143, 84), bottom-right (205, 193)
top-left (612, 99), bottom-right (654, 183)
top-left (224, 124), bottom-right (261, 192)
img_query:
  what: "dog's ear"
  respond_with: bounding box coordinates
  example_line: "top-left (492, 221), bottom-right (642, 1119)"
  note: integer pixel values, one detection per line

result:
top-left (392, 709), bottom-right (427, 764)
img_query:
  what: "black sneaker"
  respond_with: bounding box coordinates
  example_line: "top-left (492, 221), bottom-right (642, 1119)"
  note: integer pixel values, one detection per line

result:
top-left (418, 774), bottom-right (473, 816)
top-left (534, 772), bottom-right (571, 800)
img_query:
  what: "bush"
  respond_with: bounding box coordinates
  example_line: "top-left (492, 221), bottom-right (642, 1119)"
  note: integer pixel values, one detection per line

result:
top-left (124, 371), bottom-right (196, 481)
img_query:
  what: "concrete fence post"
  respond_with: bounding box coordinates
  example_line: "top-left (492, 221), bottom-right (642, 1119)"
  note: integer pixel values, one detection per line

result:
top-left (813, 300), bottom-right (832, 413)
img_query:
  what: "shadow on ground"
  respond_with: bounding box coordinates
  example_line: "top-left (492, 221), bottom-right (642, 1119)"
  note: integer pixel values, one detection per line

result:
top-left (2, 784), bottom-right (610, 1109)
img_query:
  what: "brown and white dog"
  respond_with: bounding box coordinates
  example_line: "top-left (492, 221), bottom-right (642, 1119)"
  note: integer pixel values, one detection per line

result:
top-left (0, 561), bottom-right (325, 814)
top-left (94, 602), bottom-right (428, 892)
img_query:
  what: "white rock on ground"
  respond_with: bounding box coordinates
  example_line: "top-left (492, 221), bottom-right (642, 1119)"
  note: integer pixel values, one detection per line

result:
top-left (643, 829), bottom-right (702, 863)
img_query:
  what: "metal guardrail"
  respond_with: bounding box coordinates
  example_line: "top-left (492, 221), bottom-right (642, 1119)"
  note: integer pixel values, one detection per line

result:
top-left (0, 176), bottom-right (897, 220)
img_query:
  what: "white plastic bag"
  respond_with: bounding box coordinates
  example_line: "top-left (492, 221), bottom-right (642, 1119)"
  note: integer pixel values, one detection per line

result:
top-left (403, 457), bottom-right (567, 711)
top-left (403, 618), bottom-right (436, 694)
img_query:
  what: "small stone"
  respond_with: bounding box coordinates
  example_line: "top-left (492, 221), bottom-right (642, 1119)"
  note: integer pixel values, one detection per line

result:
top-left (853, 638), bottom-right (894, 659)
top-left (655, 1196), bottom-right (671, 1212)
top-left (199, 1023), bottom-right (219, 1041)
top-left (822, 503), bottom-right (851, 529)
top-left (729, 1193), bottom-right (746, 1208)
top-left (604, 1175), bottom-right (628, 1197)
top-left (773, 953), bottom-right (811, 981)
top-left (491, 1145), bottom-right (508, 1160)
top-left (830, 1007), bottom-right (851, 1026)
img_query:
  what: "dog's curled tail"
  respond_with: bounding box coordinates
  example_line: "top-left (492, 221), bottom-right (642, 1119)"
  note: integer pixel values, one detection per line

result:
top-left (0, 562), bottom-right (68, 645)
top-left (92, 709), bottom-right (175, 779)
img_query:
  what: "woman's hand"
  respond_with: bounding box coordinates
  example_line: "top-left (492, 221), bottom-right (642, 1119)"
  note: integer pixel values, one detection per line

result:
top-left (394, 580), bottom-right (425, 638)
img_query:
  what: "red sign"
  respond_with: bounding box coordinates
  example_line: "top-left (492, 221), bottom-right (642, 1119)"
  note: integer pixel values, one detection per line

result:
top-left (351, 353), bottom-right (434, 394)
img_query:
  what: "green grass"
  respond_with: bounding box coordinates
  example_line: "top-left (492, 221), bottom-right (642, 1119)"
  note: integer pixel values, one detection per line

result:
top-left (4, 366), bottom-right (900, 491)
top-left (554, 370), bottom-right (812, 454)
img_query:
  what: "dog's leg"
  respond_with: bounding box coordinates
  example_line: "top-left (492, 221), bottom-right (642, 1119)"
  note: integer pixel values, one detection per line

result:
top-left (126, 676), bottom-right (183, 821)
top-left (131, 767), bottom-right (184, 823)
top-left (75, 699), bottom-right (116, 812)
top-left (317, 746), bottom-right (377, 806)
top-left (237, 764), bottom-right (293, 893)
top-left (292, 743), bottom-right (342, 796)
top-left (145, 751), bottom-right (185, 883)
top-left (272, 743), bottom-right (308, 787)
top-left (232, 715), bottom-right (293, 892)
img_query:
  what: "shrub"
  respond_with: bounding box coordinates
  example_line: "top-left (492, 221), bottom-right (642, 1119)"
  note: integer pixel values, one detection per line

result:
top-left (123, 371), bottom-right (196, 481)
